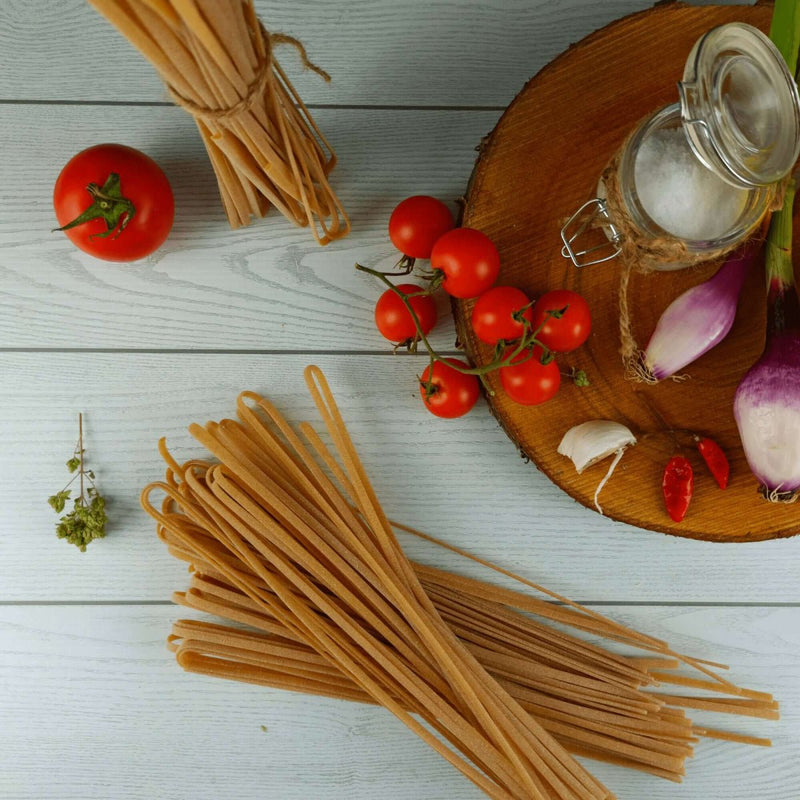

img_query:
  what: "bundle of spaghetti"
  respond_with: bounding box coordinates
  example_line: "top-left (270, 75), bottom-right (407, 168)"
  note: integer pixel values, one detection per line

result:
top-left (141, 366), bottom-right (777, 797)
top-left (168, 584), bottom-right (694, 780)
top-left (160, 546), bottom-right (775, 782)
top-left (142, 366), bottom-right (615, 800)
top-left (88, 0), bottom-right (349, 243)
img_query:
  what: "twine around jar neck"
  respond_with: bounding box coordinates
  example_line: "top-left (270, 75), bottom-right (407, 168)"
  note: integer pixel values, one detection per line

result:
top-left (167, 30), bottom-right (331, 123)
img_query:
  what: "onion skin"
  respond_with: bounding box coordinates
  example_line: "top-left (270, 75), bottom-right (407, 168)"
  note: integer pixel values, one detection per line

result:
top-left (644, 245), bottom-right (756, 381)
top-left (734, 332), bottom-right (800, 497)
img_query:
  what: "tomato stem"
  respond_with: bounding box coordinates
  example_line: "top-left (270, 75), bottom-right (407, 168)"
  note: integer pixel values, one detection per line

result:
top-left (372, 254), bottom-right (417, 276)
top-left (355, 262), bottom-right (570, 391)
top-left (422, 354), bottom-right (438, 397)
top-left (564, 367), bottom-right (590, 387)
top-left (53, 172), bottom-right (135, 240)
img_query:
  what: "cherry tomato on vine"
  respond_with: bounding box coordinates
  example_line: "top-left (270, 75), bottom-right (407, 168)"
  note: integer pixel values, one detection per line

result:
top-left (662, 456), bottom-right (694, 522)
top-left (374, 284), bottom-right (438, 343)
top-left (499, 346), bottom-right (561, 406)
top-left (430, 227), bottom-right (500, 299)
top-left (471, 286), bottom-right (533, 345)
top-left (531, 289), bottom-right (591, 353)
top-left (420, 358), bottom-right (479, 418)
top-left (388, 195), bottom-right (455, 259)
top-left (53, 143), bottom-right (174, 262)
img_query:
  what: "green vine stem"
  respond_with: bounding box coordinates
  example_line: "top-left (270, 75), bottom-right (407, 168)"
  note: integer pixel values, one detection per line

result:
top-left (356, 261), bottom-right (572, 396)
top-left (382, 254), bottom-right (417, 276)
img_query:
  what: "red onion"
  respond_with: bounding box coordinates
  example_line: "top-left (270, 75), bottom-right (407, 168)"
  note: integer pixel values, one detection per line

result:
top-left (734, 181), bottom-right (800, 501)
top-left (643, 243), bottom-right (758, 381)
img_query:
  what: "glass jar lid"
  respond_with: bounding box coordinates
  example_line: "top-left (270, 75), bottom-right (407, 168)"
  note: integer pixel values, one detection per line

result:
top-left (679, 23), bottom-right (800, 187)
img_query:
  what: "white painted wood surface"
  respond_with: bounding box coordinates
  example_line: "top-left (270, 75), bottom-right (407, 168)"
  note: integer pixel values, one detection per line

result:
top-left (0, 0), bottom-right (753, 105)
top-left (2, 351), bottom-right (799, 604)
top-left (1, 605), bottom-right (797, 800)
top-left (1, 1), bottom-right (797, 799)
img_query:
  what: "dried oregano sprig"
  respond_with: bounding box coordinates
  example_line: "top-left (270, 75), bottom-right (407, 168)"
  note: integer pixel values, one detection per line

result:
top-left (48, 413), bottom-right (107, 552)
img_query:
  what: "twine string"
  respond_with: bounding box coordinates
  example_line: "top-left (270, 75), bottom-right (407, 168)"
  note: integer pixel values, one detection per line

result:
top-left (167, 30), bottom-right (330, 122)
top-left (617, 255), bottom-right (657, 384)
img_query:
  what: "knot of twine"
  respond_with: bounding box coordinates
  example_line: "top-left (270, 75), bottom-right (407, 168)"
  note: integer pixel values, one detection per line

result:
top-left (603, 129), bottom-right (785, 382)
top-left (168, 31), bottom-right (330, 122)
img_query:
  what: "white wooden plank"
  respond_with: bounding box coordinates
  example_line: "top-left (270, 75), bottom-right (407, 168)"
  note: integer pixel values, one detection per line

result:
top-left (0, 104), bottom-right (492, 350)
top-left (2, 351), bottom-right (799, 604)
top-left (0, 1), bottom-right (754, 106)
top-left (0, 603), bottom-right (795, 800)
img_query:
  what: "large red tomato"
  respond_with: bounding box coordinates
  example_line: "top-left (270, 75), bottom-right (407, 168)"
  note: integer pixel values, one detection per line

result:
top-left (53, 144), bottom-right (174, 262)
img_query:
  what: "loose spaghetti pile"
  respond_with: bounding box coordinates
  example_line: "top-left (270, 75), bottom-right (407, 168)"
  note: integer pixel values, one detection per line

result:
top-left (141, 366), bottom-right (777, 799)
top-left (89, 0), bottom-right (349, 243)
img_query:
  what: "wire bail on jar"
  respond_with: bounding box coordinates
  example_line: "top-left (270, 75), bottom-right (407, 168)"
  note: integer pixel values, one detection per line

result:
top-left (560, 199), bottom-right (622, 268)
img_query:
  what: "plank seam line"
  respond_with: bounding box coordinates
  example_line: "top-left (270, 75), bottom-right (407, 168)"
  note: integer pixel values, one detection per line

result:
top-left (1, 601), bottom-right (798, 608)
top-left (0, 348), bottom-right (460, 356)
top-left (0, 99), bottom-right (505, 112)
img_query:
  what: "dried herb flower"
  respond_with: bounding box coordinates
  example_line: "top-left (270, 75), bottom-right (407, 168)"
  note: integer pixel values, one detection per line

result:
top-left (47, 414), bottom-right (107, 552)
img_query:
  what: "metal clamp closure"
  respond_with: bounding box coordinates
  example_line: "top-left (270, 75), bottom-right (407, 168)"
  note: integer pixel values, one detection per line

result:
top-left (560, 198), bottom-right (622, 267)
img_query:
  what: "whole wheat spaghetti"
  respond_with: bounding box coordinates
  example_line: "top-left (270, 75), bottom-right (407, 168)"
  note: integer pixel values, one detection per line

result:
top-left (89, 0), bottom-right (349, 243)
top-left (141, 366), bottom-right (777, 798)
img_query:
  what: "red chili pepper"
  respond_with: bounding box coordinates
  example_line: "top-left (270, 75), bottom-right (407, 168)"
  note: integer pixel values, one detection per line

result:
top-left (696, 436), bottom-right (730, 489)
top-left (662, 456), bottom-right (694, 522)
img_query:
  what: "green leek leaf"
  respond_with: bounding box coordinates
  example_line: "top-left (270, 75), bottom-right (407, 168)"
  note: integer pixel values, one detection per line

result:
top-left (764, 0), bottom-right (800, 290)
top-left (770, 0), bottom-right (800, 76)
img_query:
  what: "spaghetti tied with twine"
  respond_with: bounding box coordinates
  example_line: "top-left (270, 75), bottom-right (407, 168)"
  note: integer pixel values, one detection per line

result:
top-left (88, 0), bottom-right (350, 244)
top-left (167, 31), bottom-right (331, 121)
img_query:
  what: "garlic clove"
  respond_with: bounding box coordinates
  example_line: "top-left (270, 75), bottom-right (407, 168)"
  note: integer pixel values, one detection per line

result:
top-left (558, 421), bottom-right (637, 473)
top-left (557, 420), bottom-right (637, 514)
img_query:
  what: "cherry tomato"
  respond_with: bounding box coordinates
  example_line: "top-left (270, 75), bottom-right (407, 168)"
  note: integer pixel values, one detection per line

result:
top-left (420, 358), bottom-right (479, 418)
top-left (662, 456), bottom-right (694, 522)
top-left (430, 228), bottom-right (500, 299)
top-left (53, 143), bottom-right (174, 262)
top-left (499, 346), bottom-right (561, 406)
top-left (531, 289), bottom-right (591, 353)
top-left (388, 196), bottom-right (455, 259)
top-left (471, 286), bottom-right (533, 345)
top-left (374, 284), bottom-right (438, 343)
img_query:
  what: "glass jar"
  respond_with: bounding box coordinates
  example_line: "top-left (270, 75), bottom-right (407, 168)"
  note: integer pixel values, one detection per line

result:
top-left (561, 23), bottom-right (800, 270)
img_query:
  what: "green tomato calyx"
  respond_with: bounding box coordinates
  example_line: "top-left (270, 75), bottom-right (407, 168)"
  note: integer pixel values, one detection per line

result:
top-left (54, 172), bottom-right (136, 240)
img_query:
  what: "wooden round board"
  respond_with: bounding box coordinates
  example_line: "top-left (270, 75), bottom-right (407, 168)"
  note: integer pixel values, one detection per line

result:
top-left (456, 1), bottom-right (800, 542)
